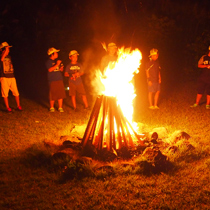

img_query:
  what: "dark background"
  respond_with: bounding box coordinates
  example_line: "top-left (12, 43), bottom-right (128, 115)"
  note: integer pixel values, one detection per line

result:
top-left (0, 0), bottom-right (210, 103)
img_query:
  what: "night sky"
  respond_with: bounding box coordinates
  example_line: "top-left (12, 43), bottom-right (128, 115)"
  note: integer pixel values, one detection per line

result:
top-left (0, 0), bottom-right (210, 100)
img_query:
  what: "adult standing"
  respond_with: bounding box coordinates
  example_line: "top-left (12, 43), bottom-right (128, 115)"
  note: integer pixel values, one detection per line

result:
top-left (45, 47), bottom-right (66, 112)
top-left (0, 42), bottom-right (22, 112)
top-left (145, 48), bottom-right (161, 109)
top-left (191, 46), bottom-right (210, 109)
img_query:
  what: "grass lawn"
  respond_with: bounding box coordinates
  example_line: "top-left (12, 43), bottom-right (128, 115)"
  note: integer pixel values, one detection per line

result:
top-left (1, 79), bottom-right (210, 210)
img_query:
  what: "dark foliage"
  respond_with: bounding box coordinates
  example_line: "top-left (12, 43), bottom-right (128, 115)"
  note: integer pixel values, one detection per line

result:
top-left (0, 0), bottom-right (209, 100)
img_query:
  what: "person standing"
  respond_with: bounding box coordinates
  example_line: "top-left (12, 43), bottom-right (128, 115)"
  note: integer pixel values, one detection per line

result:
top-left (145, 48), bottom-right (161, 109)
top-left (100, 42), bottom-right (118, 74)
top-left (64, 50), bottom-right (89, 111)
top-left (45, 47), bottom-right (66, 112)
top-left (0, 42), bottom-right (22, 112)
top-left (191, 46), bottom-right (210, 109)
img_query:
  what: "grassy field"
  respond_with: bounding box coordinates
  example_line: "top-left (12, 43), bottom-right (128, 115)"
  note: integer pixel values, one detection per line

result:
top-left (1, 80), bottom-right (210, 210)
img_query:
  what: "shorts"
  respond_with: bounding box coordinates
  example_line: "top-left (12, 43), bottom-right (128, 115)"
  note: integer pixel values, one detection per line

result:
top-left (0, 77), bottom-right (19, 98)
top-left (69, 82), bottom-right (86, 96)
top-left (148, 82), bottom-right (160, 93)
top-left (49, 80), bottom-right (66, 101)
top-left (197, 79), bottom-right (210, 95)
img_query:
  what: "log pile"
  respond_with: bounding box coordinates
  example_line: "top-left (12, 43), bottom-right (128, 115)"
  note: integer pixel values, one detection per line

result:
top-left (82, 95), bottom-right (144, 151)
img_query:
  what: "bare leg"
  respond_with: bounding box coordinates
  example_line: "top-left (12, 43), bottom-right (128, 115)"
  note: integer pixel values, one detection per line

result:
top-left (58, 99), bottom-right (63, 109)
top-left (154, 91), bottom-right (160, 107)
top-left (50, 100), bottom-right (55, 108)
top-left (207, 95), bottom-right (210, 105)
top-left (195, 94), bottom-right (202, 105)
top-left (15, 95), bottom-right (20, 107)
top-left (3, 97), bottom-right (10, 109)
top-left (82, 95), bottom-right (88, 108)
top-left (71, 95), bottom-right (76, 109)
top-left (148, 92), bottom-right (153, 107)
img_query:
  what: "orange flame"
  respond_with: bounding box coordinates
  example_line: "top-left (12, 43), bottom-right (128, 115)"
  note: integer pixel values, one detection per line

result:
top-left (94, 47), bottom-right (142, 127)
top-left (101, 42), bottom-right (107, 52)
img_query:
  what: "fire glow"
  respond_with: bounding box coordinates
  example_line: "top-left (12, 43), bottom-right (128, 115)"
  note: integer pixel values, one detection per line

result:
top-left (99, 47), bottom-right (141, 126)
top-left (82, 47), bottom-right (143, 151)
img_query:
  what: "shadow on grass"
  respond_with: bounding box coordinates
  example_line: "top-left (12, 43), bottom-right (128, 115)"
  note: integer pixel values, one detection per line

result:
top-left (16, 138), bottom-right (210, 185)
top-left (18, 143), bottom-right (175, 183)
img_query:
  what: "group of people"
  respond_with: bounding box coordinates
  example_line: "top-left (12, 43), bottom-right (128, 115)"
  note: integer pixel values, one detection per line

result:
top-left (46, 42), bottom-right (119, 113)
top-left (145, 45), bottom-right (210, 110)
top-left (0, 41), bottom-right (210, 112)
top-left (46, 48), bottom-right (89, 112)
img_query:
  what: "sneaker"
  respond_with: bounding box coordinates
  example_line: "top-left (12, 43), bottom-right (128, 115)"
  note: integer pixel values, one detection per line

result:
top-left (7, 107), bottom-right (12, 112)
top-left (17, 106), bottom-right (22, 111)
top-left (190, 104), bottom-right (198, 108)
top-left (206, 105), bottom-right (210, 109)
top-left (49, 107), bottom-right (55, 112)
top-left (58, 108), bottom-right (64, 112)
top-left (154, 106), bottom-right (160, 109)
top-left (149, 106), bottom-right (154, 109)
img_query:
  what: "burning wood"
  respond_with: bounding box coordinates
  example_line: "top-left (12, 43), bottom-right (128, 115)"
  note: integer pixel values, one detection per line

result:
top-left (83, 47), bottom-right (143, 153)
top-left (82, 95), bottom-right (144, 151)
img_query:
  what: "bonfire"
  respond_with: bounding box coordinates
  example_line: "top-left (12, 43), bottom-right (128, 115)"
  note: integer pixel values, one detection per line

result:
top-left (82, 47), bottom-right (144, 152)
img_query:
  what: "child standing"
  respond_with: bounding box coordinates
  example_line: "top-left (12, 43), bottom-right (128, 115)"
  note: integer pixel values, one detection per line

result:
top-left (145, 48), bottom-right (161, 109)
top-left (0, 42), bottom-right (22, 112)
top-left (191, 46), bottom-right (210, 109)
top-left (64, 50), bottom-right (88, 111)
top-left (45, 47), bottom-right (66, 112)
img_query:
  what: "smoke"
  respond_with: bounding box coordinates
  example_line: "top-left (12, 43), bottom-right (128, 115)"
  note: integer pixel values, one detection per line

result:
top-left (80, 0), bottom-right (122, 96)
top-left (81, 45), bottom-right (104, 96)
top-left (88, 0), bottom-right (121, 44)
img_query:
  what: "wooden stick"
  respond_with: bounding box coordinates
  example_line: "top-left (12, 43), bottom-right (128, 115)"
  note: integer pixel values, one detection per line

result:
top-left (112, 99), bottom-right (122, 149)
top-left (117, 105), bottom-right (134, 147)
top-left (89, 111), bottom-right (100, 143)
top-left (99, 96), bottom-right (107, 150)
top-left (124, 118), bottom-right (145, 145)
top-left (108, 96), bottom-right (116, 151)
top-left (110, 97), bottom-right (116, 150)
top-left (98, 97), bottom-right (107, 150)
top-left (82, 95), bottom-right (103, 146)
top-left (93, 97), bottom-right (105, 149)
top-left (112, 100), bottom-right (128, 148)
top-left (94, 117), bottom-right (103, 149)
top-left (89, 95), bottom-right (104, 143)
